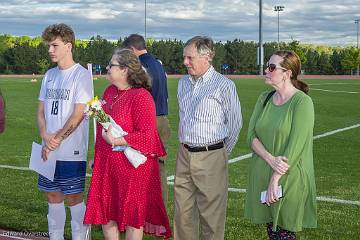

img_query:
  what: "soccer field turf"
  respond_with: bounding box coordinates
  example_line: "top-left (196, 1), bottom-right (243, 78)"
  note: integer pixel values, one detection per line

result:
top-left (0, 76), bottom-right (359, 239)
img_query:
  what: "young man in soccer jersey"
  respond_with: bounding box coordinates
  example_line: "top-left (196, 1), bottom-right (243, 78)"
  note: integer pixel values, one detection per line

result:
top-left (37, 23), bottom-right (93, 240)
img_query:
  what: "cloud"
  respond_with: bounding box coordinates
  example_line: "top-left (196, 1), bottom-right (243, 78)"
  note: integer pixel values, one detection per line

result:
top-left (0, 0), bottom-right (359, 46)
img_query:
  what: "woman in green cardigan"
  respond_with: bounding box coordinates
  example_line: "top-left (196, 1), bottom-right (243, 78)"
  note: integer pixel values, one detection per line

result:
top-left (244, 50), bottom-right (317, 239)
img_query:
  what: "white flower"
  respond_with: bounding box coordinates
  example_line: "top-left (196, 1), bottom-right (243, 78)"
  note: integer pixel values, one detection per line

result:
top-left (91, 100), bottom-right (102, 111)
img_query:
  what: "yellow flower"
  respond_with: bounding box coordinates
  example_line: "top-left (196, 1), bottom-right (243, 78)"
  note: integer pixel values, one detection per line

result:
top-left (87, 96), bottom-right (99, 105)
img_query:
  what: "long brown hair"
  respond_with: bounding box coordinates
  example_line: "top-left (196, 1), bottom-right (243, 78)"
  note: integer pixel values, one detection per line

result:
top-left (112, 48), bottom-right (151, 91)
top-left (274, 50), bottom-right (309, 94)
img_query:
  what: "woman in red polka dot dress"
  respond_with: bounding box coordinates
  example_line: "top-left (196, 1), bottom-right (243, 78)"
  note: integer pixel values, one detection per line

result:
top-left (84, 49), bottom-right (172, 239)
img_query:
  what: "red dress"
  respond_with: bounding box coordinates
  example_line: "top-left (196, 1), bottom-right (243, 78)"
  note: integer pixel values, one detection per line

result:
top-left (84, 86), bottom-right (172, 239)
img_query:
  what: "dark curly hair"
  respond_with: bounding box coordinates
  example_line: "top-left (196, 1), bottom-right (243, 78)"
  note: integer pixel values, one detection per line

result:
top-left (112, 48), bottom-right (151, 91)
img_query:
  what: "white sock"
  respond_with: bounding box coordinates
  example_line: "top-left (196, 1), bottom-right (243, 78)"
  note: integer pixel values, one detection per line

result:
top-left (70, 202), bottom-right (88, 240)
top-left (47, 202), bottom-right (66, 240)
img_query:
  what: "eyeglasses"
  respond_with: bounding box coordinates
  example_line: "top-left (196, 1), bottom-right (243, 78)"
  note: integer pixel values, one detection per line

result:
top-left (266, 62), bottom-right (287, 72)
top-left (107, 62), bottom-right (121, 69)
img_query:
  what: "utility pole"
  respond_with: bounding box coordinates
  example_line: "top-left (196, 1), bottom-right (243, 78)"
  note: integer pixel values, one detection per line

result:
top-left (355, 19), bottom-right (359, 75)
top-left (145, 0), bottom-right (147, 39)
top-left (258, 0), bottom-right (263, 75)
top-left (274, 6), bottom-right (285, 49)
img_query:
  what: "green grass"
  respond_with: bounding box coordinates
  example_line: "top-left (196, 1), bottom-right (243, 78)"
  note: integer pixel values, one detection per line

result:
top-left (0, 77), bottom-right (359, 239)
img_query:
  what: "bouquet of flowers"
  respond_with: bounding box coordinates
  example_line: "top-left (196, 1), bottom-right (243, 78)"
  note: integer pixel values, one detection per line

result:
top-left (85, 96), bottom-right (147, 168)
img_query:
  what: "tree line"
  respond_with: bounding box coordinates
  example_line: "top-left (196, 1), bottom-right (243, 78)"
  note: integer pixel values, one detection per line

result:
top-left (0, 34), bottom-right (359, 75)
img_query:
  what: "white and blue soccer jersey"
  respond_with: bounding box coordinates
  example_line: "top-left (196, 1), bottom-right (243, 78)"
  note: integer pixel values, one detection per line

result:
top-left (39, 63), bottom-right (93, 161)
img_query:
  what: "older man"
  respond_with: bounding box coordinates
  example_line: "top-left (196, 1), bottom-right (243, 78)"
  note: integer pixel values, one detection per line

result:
top-left (174, 36), bottom-right (242, 240)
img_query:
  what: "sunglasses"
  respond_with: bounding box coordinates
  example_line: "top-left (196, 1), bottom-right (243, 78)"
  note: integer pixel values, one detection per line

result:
top-left (266, 62), bottom-right (287, 72)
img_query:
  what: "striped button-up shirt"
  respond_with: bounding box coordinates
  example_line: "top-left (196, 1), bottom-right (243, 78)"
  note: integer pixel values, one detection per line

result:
top-left (177, 66), bottom-right (242, 153)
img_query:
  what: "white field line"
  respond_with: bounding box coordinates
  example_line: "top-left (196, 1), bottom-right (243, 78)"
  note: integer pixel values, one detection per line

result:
top-left (228, 187), bottom-right (247, 193)
top-left (0, 165), bottom-right (29, 171)
top-left (311, 88), bottom-right (359, 94)
top-left (234, 189), bottom-right (360, 206)
top-left (166, 125), bottom-right (360, 206)
top-left (226, 123), bottom-right (360, 165)
top-left (228, 153), bottom-right (253, 164)
top-left (226, 188), bottom-right (360, 206)
top-left (2, 124), bottom-right (359, 180)
top-left (166, 183), bottom-right (360, 206)
top-left (313, 124), bottom-right (360, 140)
top-left (0, 164), bottom-right (93, 178)
top-left (316, 196), bottom-right (360, 206)
top-left (165, 151), bottom-right (253, 180)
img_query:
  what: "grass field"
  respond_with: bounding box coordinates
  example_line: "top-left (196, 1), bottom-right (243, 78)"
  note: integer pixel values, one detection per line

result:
top-left (0, 76), bottom-right (359, 239)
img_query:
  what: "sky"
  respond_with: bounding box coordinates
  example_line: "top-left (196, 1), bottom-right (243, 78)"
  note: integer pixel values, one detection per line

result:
top-left (1, 0), bottom-right (360, 46)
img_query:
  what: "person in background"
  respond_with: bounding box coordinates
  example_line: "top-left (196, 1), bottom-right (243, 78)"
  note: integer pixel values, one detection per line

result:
top-left (174, 36), bottom-right (242, 240)
top-left (0, 89), bottom-right (5, 133)
top-left (84, 49), bottom-right (172, 240)
top-left (122, 34), bottom-right (171, 204)
top-left (37, 23), bottom-right (93, 240)
top-left (244, 50), bottom-right (317, 239)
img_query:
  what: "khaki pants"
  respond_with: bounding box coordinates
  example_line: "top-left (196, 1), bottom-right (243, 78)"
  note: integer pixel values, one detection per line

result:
top-left (156, 115), bottom-right (171, 204)
top-left (174, 144), bottom-right (228, 240)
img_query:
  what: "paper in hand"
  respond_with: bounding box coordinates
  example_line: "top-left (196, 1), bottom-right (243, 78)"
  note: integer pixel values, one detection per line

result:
top-left (124, 147), bottom-right (147, 168)
top-left (29, 142), bottom-right (57, 181)
top-left (260, 185), bottom-right (283, 204)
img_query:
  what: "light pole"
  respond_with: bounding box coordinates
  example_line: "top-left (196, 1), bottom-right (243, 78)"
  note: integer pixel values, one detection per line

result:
top-left (258, 0), bottom-right (263, 75)
top-left (274, 5), bottom-right (285, 49)
top-left (144, 0), bottom-right (147, 39)
top-left (355, 19), bottom-right (359, 75)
